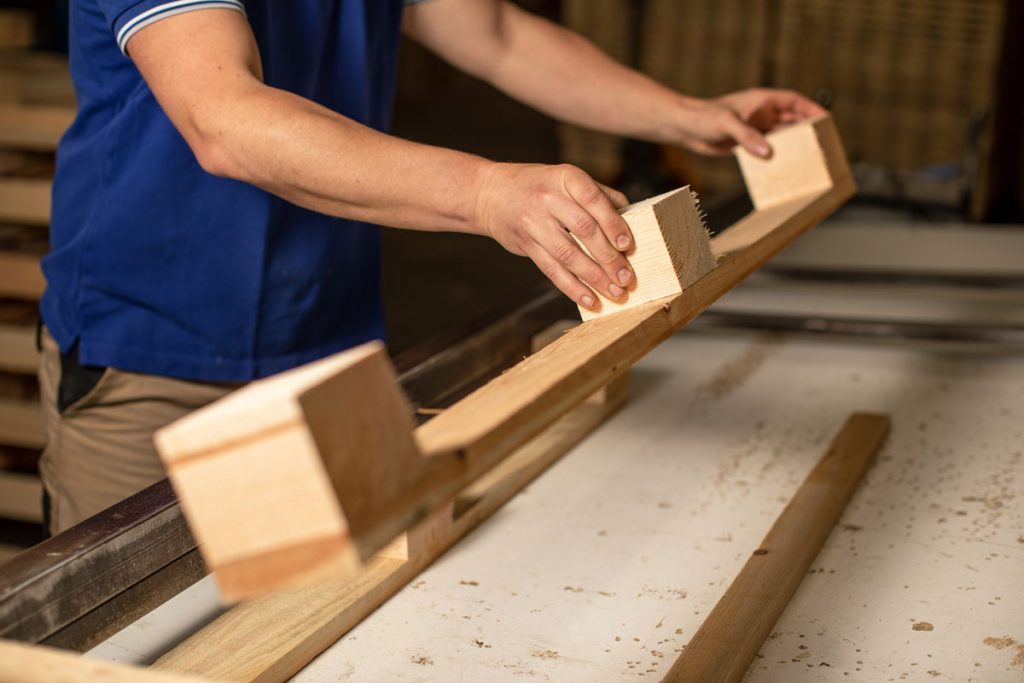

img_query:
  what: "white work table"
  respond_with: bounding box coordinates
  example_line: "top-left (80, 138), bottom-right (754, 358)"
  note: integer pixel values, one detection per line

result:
top-left (91, 329), bottom-right (1024, 682)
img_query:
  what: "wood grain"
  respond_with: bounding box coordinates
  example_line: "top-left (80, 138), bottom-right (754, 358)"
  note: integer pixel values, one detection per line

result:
top-left (0, 639), bottom-right (209, 683)
top-left (662, 413), bottom-right (891, 683)
top-left (578, 186), bottom-right (715, 320)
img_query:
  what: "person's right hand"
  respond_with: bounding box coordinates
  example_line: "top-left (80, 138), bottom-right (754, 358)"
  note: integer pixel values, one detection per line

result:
top-left (474, 162), bottom-right (635, 310)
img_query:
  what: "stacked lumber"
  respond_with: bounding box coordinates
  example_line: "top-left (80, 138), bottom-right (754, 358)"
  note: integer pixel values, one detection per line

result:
top-left (0, 49), bottom-right (74, 551)
top-left (559, 0), bottom-right (1006, 210)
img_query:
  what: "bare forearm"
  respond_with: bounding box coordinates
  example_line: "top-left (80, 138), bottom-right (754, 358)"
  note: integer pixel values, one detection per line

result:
top-left (484, 5), bottom-right (693, 144)
top-left (195, 85), bottom-right (490, 234)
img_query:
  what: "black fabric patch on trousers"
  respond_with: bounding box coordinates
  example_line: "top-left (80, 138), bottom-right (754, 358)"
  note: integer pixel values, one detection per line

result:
top-left (58, 341), bottom-right (107, 414)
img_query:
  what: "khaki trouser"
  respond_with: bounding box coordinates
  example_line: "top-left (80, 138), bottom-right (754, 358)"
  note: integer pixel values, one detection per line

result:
top-left (38, 329), bottom-right (238, 534)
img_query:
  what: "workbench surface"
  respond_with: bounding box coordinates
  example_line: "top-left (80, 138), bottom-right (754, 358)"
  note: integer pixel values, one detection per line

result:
top-left (91, 329), bottom-right (1024, 682)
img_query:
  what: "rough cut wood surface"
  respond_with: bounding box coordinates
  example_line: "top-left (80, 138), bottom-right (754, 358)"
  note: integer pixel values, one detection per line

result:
top-left (578, 186), bottom-right (715, 320)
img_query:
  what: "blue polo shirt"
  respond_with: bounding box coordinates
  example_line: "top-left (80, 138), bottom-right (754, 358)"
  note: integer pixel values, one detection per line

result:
top-left (42, 0), bottom-right (415, 381)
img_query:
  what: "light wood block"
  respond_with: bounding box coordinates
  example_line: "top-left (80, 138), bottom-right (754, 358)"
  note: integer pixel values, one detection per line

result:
top-left (0, 104), bottom-right (73, 151)
top-left (0, 397), bottom-right (44, 449)
top-left (0, 251), bottom-right (45, 300)
top-left (0, 470), bottom-right (42, 523)
top-left (157, 340), bottom-right (423, 602)
top-left (578, 186), bottom-right (716, 320)
top-left (0, 640), bottom-right (209, 683)
top-left (663, 413), bottom-right (891, 682)
top-left (735, 112), bottom-right (850, 211)
top-left (0, 178), bottom-right (50, 226)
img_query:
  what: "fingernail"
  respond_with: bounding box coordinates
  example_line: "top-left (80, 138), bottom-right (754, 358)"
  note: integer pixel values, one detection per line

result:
top-left (616, 235), bottom-right (631, 250)
top-left (618, 268), bottom-right (632, 285)
top-left (609, 283), bottom-right (624, 298)
top-left (581, 294), bottom-right (595, 309)
top-left (757, 143), bottom-right (771, 157)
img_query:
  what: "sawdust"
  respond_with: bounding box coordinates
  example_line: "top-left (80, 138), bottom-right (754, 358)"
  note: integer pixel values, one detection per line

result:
top-left (531, 649), bottom-right (559, 660)
top-left (459, 580), bottom-right (479, 586)
top-left (702, 334), bottom-right (781, 400)
top-left (912, 622), bottom-right (934, 631)
top-left (411, 655), bottom-right (434, 666)
top-left (983, 636), bottom-right (1024, 669)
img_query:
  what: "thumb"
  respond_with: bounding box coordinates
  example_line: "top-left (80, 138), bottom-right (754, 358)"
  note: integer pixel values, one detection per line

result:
top-left (724, 112), bottom-right (772, 159)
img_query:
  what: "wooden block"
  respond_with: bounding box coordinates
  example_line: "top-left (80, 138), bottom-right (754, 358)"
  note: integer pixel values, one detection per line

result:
top-left (0, 397), bottom-right (44, 450)
top-left (0, 104), bottom-right (74, 151)
top-left (578, 186), bottom-right (716, 320)
top-left (155, 340), bottom-right (423, 602)
top-left (663, 413), bottom-right (891, 683)
top-left (735, 113), bottom-right (852, 211)
top-left (0, 470), bottom-right (42, 523)
top-left (0, 639), bottom-right (210, 683)
top-left (0, 178), bottom-right (51, 226)
top-left (0, 252), bottom-right (45, 300)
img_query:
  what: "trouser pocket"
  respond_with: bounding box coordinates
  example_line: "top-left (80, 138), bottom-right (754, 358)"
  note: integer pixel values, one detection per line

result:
top-left (57, 341), bottom-right (108, 414)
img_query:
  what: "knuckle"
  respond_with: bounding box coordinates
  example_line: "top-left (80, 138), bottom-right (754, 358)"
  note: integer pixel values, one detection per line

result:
top-left (571, 216), bottom-right (597, 238)
top-left (552, 241), bottom-right (578, 265)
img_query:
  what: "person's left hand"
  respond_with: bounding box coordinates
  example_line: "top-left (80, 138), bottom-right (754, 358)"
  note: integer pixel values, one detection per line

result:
top-left (674, 88), bottom-right (826, 159)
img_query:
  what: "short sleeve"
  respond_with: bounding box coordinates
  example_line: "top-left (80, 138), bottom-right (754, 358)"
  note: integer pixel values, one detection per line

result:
top-left (98, 0), bottom-right (246, 56)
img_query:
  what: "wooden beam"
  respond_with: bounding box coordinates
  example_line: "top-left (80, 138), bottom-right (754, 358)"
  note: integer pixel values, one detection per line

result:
top-left (0, 104), bottom-right (73, 151)
top-left (0, 178), bottom-right (51, 226)
top-left (154, 374), bottom-right (628, 682)
top-left (0, 252), bottom-right (45, 300)
top-left (662, 413), bottom-right (891, 683)
top-left (156, 113), bottom-right (855, 600)
top-left (0, 470), bottom-right (42, 523)
top-left (0, 397), bottom-right (45, 450)
top-left (578, 186), bottom-right (716, 320)
top-left (0, 324), bottom-right (37, 374)
top-left (0, 639), bottom-right (210, 683)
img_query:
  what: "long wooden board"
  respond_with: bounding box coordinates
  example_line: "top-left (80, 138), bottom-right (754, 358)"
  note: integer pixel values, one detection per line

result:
top-left (0, 397), bottom-right (44, 449)
top-left (0, 471), bottom-right (42, 523)
top-left (154, 371), bottom-right (629, 681)
top-left (0, 323), bottom-right (37, 374)
top-left (0, 104), bottom-right (73, 150)
top-left (0, 178), bottom-right (51, 226)
top-left (662, 413), bottom-right (891, 682)
top-left (0, 251), bottom-right (45, 300)
top-left (0, 640), bottom-right (209, 683)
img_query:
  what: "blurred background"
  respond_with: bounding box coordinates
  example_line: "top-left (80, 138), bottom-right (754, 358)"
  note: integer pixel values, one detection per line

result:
top-left (0, 1), bottom-right (1021, 553)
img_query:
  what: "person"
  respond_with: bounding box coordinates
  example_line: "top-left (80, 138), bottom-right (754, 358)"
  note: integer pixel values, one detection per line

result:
top-left (39, 0), bottom-right (824, 534)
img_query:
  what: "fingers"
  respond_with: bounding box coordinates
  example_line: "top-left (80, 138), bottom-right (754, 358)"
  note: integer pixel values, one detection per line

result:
top-left (530, 215), bottom-right (625, 303)
top-left (721, 110), bottom-right (772, 159)
top-left (560, 166), bottom-right (634, 250)
top-left (550, 194), bottom-right (634, 289)
top-left (597, 181), bottom-right (630, 209)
